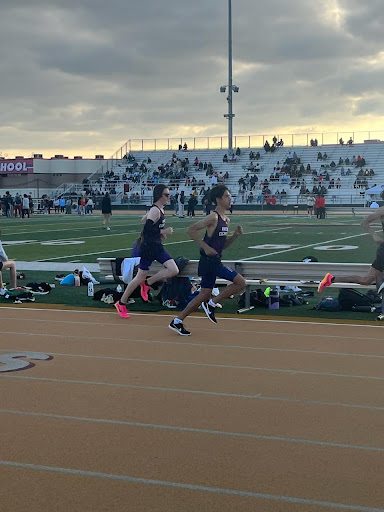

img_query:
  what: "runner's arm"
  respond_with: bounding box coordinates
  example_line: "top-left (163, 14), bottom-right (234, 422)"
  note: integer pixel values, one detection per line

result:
top-left (361, 207), bottom-right (384, 242)
top-left (223, 223), bottom-right (243, 250)
top-left (187, 213), bottom-right (217, 254)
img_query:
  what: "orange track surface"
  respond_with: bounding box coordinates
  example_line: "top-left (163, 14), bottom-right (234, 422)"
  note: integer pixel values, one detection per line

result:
top-left (1, 308), bottom-right (383, 512)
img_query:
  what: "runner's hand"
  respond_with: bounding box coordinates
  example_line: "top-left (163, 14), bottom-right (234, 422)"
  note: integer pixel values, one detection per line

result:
top-left (204, 246), bottom-right (218, 256)
top-left (235, 225), bottom-right (243, 236)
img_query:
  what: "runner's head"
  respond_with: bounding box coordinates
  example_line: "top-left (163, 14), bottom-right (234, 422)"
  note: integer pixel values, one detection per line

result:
top-left (210, 185), bottom-right (230, 208)
top-left (153, 184), bottom-right (170, 204)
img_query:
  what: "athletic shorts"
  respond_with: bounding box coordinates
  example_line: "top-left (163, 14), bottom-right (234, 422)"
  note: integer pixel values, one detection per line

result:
top-left (138, 242), bottom-right (172, 271)
top-left (372, 243), bottom-right (384, 272)
top-left (0, 262), bottom-right (3, 271)
top-left (199, 257), bottom-right (238, 290)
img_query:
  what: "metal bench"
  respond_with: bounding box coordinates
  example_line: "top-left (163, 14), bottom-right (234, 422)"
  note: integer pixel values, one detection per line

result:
top-left (97, 258), bottom-right (376, 313)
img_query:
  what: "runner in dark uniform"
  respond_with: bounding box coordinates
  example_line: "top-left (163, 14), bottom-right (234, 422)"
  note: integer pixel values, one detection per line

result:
top-left (169, 185), bottom-right (246, 336)
top-left (318, 206), bottom-right (384, 293)
top-left (115, 184), bottom-right (179, 318)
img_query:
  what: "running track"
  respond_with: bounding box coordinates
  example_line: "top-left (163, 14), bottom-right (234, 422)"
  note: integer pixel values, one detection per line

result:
top-left (1, 307), bottom-right (383, 512)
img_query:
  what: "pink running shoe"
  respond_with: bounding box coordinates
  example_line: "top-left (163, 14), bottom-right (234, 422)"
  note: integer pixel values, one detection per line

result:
top-left (114, 301), bottom-right (130, 318)
top-left (318, 273), bottom-right (334, 293)
top-left (140, 281), bottom-right (151, 302)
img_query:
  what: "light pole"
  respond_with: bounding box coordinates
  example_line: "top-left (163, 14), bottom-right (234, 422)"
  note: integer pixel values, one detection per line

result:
top-left (220, 0), bottom-right (239, 151)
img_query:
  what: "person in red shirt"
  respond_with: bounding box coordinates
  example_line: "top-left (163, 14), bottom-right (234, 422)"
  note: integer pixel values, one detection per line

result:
top-left (315, 195), bottom-right (321, 219)
top-left (319, 195), bottom-right (326, 219)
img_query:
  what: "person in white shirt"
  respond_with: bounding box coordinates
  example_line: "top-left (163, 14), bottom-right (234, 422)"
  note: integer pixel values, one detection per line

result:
top-left (0, 232), bottom-right (17, 292)
top-left (86, 198), bottom-right (94, 214)
top-left (22, 194), bottom-right (30, 219)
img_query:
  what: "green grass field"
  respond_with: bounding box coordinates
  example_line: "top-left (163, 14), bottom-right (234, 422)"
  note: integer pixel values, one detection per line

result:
top-left (0, 210), bottom-right (378, 265)
top-left (1, 211), bottom-right (381, 321)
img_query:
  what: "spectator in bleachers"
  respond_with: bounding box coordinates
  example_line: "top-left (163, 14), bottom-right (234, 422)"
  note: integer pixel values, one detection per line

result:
top-left (338, 157), bottom-right (344, 165)
top-left (336, 178), bottom-right (341, 189)
top-left (345, 157), bottom-right (350, 165)
top-left (348, 137), bottom-right (353, 145)
top-left (339, 137), bottom-right (344, 145)
top-left (236, 147), bottom-right (241, 156)
top-left (317, 151), bottom-right (323, 160)
top-left (346, 168), bottom-right (352, 175)
top-left (330, 161), bottom-right (336, 168)
top-left (370, 169), bottom-right (375, 176)
top-left (249, 151), bottom-right (255, 160)
top-left (277, 138), bottom-right (284, 147)
top-left (340, 166), bottom-right (345, 176)
top-left (194, 157), bottom-right (199, 166)
top-left (223, 154), bottom-right (228, 163)
top-left (323, 152), bottom-right (328, 160)
top-left (264, 140), bottom-right (271, 152)
top-left (183, 143), bottom-right (188, 151)
top-left (352, 155), bottom-right (356, 165)
top-left (273, 136), bottom-right (277, 145)
top-left (247, 192), bottom-right (254, 204)
top-left (255, 151), bottom-right (261, 160)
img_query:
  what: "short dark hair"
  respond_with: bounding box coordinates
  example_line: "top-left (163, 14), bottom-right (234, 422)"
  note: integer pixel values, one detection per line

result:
top-left (153, 184), bottom-right (168, 202)
top-left (210, 185), bottom-right (229, 205)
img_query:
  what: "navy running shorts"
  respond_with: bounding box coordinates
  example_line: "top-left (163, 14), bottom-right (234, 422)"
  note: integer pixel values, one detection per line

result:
top-left (372, 243), bottom-right (384, 272)
top-left (200, 262), bottom-right (238, 290)
top-left (0, 261), bottom-right (3, 271)
top-left (138, 242), bottom-right (172, 271)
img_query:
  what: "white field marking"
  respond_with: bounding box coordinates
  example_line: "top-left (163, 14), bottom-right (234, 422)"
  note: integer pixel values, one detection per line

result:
top-left (314, 245), bottom-right (358, 251)
top-left (1, 349), bottom-right (383, 381)
top-left (1, 336), bottom-right (384, 359)
top-left (2, 409), bottom-right (383, 453)
top-left (4, 224), bottom-right (192, 247)
top-left (36, 226), bottom-right (289, 261)
top-left (1, 306), bottom-right (384, 330)
top-left (238, 231), bottom-right (374, 261)
top-left (1, 462), bottom-right (383, 511)
top-left (2, 375), bottom-right (384, 414)
top-left (0, 216), bottom-right (198, 238)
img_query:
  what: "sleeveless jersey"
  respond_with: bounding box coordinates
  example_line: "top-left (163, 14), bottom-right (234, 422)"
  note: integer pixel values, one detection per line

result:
top-left (201, 211), bottom-right (228, 257)
top-left (142, 205), bottom-right (165, 245)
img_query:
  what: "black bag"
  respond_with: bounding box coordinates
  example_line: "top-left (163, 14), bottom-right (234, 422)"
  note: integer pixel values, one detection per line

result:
top-left (315, 297), bottom-right (341, 311)
top-left (338, 288), bottom-right (375, 311)
top-left (238, 289), bottom-right (267, 308)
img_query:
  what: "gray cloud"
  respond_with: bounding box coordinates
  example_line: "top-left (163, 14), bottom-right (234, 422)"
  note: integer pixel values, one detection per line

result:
top-left (1, 0), bottom-right (384, 156)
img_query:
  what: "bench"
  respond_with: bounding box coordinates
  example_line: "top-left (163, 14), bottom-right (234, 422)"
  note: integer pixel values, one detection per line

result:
top-left (97, 258), bottom-right (376, 313)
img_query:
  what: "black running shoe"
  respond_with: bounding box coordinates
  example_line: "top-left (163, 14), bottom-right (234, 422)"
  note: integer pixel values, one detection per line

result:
top-left (202, 302), bottom-right (217, 323)
top-left (168, 320), bottom-right (191, 336)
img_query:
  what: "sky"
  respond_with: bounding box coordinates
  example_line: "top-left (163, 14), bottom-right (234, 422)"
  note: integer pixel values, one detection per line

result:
top-left (1, 0), bottom-right (384, 158)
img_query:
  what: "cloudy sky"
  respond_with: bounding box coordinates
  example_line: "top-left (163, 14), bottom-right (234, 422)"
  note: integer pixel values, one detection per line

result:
top-left (1, 0), bottom-right (384, 158)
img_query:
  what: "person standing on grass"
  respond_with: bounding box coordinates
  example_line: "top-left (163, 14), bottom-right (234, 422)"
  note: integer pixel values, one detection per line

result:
top-left (0, 231), bottom-right (17, 294)
top-left (318, 206), bottom-right (384, 293)
top-left (115, 184), bottom-right (179, 319)
top-left (169, 185), bottom-right (246, 336)
top-left (21, 194), bottom-right (30, 219)
top-left (101, 192), bottom-right (112, 230)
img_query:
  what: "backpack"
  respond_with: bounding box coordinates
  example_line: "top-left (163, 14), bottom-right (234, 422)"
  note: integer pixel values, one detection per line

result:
top-left (315, 297), bottom-right (341, 311)
top-left (338, 288), bottom-right (375, 311)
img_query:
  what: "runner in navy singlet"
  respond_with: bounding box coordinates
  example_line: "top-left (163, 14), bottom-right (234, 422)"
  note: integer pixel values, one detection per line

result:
top-left (169, 185), bottom-right (246, 336)
top-left (318, 206), bottom-right (384, 293)
top-left (115, 184), bottom-right (179, 319)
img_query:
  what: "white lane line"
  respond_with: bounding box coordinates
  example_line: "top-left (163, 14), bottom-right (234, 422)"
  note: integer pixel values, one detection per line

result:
top-left (2, 409), bottom-right (383, 452)
top-left (239, 232), bottom-right (372, 261)
top-left (0, 461), bottom-right (382, 511)
top-left (1, 350), bottom-right (383, 381)
top-left (2, 374), bottom-right (383, 411)
top-left (0, 309), bottom-right (384, 331)
top-left (1, 334), bottom-right (384, 359)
